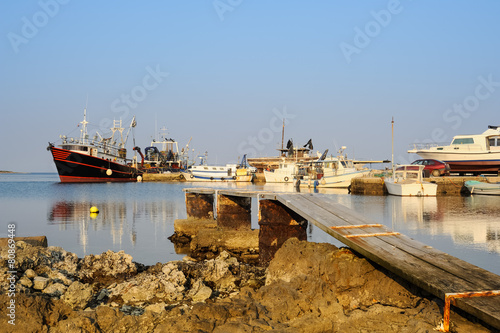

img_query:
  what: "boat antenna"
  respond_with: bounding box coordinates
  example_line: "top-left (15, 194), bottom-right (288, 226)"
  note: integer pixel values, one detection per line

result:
top-left (123, 116), bottom-right (137, 148)
top-left (80, 97), bottom-right (89, 144)
top-left (391, 117), bottom-right (395, 176)
top-left (155, 113), bottom-right (158, 142)
top-left (281, 118), bottom-right (285, 151)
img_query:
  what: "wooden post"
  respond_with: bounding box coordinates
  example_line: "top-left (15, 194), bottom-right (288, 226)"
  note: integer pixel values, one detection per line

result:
top-left (258, 199), bottom-right (308, 266)
top-left (216, 194), bottom-right (251, 230)
top-left (185, 193), bottom-right (214, 220)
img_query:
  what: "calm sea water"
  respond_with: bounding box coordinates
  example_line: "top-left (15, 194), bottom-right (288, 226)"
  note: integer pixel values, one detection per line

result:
top-left (1, 173), bottom-right (499, 275)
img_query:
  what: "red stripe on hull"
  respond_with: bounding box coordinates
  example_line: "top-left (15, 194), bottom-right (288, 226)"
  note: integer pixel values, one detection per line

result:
top-left (53, 158), bottom-right (133, 175)
top-left (447, 160), bottom-right (500, 173)
top-left (58, 175), bottom-right (138, 183)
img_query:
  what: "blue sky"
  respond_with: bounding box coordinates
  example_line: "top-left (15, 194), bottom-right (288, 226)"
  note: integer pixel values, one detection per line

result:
top-left (1, 1), bottom-right (499, 172)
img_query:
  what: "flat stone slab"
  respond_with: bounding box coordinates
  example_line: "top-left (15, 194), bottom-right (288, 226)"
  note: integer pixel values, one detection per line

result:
top-left (0, 236), bottom-right (47, 247)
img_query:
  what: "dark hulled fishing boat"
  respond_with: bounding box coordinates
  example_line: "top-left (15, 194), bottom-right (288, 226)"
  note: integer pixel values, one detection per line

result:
top-left (48, 109), bottom-right (142, 183)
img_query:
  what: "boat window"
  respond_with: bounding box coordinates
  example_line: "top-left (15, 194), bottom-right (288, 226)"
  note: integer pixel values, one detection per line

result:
top-left (204, 167), bottom-right (208, 170)
top-left (61, 145), bottom-right (88, 152)
top-left (489, 137), bottom-right (500, 147)
top-left (452, 138), bottom-right (474, 145)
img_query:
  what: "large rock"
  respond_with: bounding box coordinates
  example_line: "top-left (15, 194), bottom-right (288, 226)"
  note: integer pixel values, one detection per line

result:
top-left (200, 251), bottom-right (238, 291)
top-left (0, 242), bottom-right (78, 279)
top-left (18, 276), bottom-right (33, 288)
top-left (43, 282), bottom-right (68, 297)
top-left (24, 269), bottom-right (36, 278)
top-left (189, 229), bottom-right (259, 262)
top-left (33, 276), bottom-right (50, 290)
top-left (188, 279), bottom-right (213, 303)
top-left (62, 281), bottom-right (94, 310)
top-left (0, 293), bottom-right (72, 333)
top-left (109, 262), bottom-right (186, 305)
top-left (266, 238), bottom-right (421, 312)
top-left (0, 236), bottom-right (47, 248)
top-left (77, 250), bottom-right (137, 285)
top-left (46, 246), bottom-right (79, 275)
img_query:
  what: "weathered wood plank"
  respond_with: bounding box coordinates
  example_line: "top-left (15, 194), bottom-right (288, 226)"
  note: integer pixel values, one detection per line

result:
top-left (183, 188), bottom-right (216, 194)
top-left (217, 190), bottom-right (263, 198)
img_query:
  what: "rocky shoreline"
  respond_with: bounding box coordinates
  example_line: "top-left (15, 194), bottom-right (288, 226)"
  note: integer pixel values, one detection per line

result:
top-left (0, 238), bottom-right (494, 332)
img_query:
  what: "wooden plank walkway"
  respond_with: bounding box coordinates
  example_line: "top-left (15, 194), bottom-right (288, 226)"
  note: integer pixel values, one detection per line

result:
top-left (183, 188), bottom-right (500, 329)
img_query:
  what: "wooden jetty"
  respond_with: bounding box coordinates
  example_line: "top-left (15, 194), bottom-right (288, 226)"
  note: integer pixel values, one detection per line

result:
top-left (183, 188), bottom-right (500, 331)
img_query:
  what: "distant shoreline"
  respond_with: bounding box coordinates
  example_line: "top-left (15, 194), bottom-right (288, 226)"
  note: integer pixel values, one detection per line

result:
top-left (0, 171), bottom-right (55, 174)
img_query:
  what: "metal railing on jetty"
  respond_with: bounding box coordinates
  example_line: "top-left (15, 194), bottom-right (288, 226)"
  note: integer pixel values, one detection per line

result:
top-left (183, 188), bottom-right (500, 332)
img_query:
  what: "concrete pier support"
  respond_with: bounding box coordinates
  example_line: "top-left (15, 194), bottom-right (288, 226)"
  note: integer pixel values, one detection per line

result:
top-left (217, 194), bottom-right (251, 230)
top-left (258, 199), bottom-right (308, 266)
top-left (185, 193), bottom-right (214, 219)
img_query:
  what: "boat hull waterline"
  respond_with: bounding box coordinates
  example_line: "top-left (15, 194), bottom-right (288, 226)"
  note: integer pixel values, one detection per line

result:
top-left (384, 179), bottom-right (437, 196)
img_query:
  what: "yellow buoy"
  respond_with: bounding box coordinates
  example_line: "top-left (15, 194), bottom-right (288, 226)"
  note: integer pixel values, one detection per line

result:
top-left (90, 206), bottom-right (99, 213)
top-left (90, 212), bottom-right (99, 219)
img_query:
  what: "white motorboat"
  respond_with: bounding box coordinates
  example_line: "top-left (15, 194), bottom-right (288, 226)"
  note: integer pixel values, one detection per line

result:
top-left (384, 165), bottom-right (437, 196)
top-left (296, 147), bottom-right (371, 188)
top-left (182, 165), bottom-right (237, 182)
top-left (408, 125), bottom-right (500, 174)
top-left (464, 180), bottom-right (500, 195)
top-left (182, 155), bottom-right (255, 182)
top-left (298, 155), bottom-right (371, 188)
top-left (264, 160), bottom-right (298, 183)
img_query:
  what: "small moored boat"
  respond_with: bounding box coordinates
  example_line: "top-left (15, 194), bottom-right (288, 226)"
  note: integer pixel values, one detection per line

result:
top-left (297, 148), bottom-right (371, 188)
top-left (182, 155), bottom-right (255, 182)
top-left (384, 165), bottom-right (437, 196)
top-left (464, 180), bottom-right (500, 195)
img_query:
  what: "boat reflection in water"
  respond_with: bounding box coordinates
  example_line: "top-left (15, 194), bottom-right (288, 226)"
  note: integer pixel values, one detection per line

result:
top-left (386, 195), bottom-right (500, 256)
top-left (48, 200), bottom-right (182, 261)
